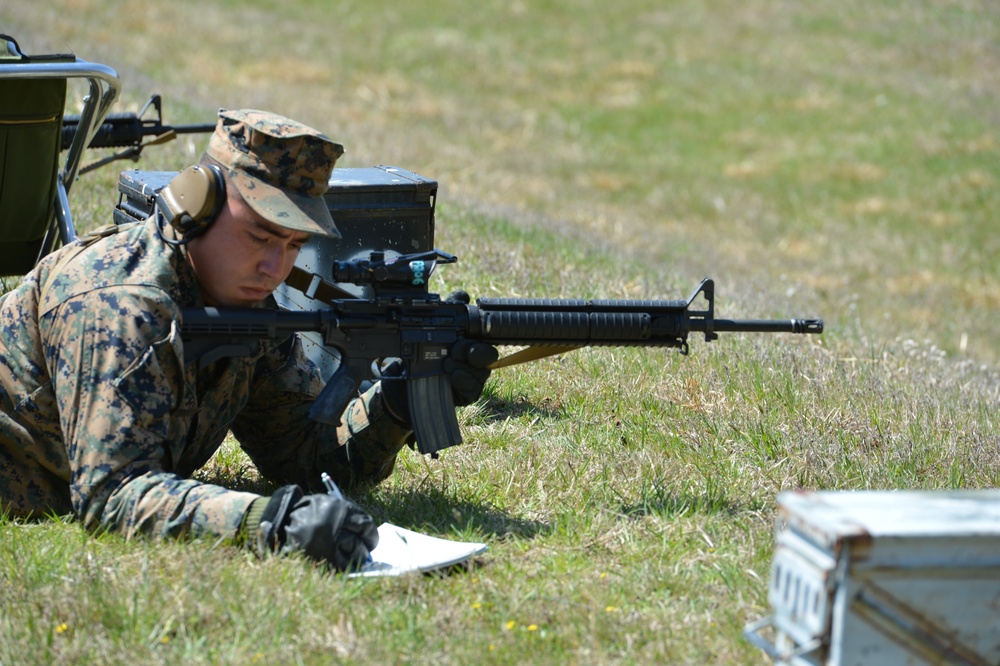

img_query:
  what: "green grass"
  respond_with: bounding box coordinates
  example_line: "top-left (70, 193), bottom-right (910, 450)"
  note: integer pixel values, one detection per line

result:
top-left (2, 1), bottom-right (999, 664)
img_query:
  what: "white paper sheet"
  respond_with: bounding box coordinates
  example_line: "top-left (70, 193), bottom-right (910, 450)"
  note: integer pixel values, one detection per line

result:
top-left (349, 523), bottom-right (487, 578)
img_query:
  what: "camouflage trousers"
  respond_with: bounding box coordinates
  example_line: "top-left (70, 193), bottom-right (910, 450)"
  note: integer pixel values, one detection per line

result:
top-left (325, 382), bottom-right (415, 489)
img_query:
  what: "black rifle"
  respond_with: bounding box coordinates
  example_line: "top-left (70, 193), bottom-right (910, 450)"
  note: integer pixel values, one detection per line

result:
top-left (62, 94), bottom-right (214, 174)
top-left (181, 250), bottom-right (823, 456)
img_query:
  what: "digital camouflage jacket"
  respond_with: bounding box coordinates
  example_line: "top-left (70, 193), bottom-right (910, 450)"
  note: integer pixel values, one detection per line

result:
top-left (0, 218), bottom-right (411, 541)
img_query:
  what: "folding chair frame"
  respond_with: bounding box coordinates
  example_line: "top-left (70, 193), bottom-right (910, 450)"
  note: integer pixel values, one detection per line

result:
top-left (0, 35), bottom-right (121, 273)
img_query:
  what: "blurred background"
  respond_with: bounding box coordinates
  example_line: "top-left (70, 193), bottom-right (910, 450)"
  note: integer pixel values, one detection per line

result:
top-left (6, 0), bottom-right (998, 366)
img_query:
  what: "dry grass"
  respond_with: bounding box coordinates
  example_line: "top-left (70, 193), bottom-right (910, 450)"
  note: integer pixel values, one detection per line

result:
top-left (2, 1), bottom-right (999, 663)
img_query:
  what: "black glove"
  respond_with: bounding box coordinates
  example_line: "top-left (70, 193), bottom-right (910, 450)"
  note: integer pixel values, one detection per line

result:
top-left (379, 336), bottom-right (499, 425)
top-left (255, 485), bottom-right (379, 572)
top-left (440, 291), bottom-right (500, 406)
top-left (444, 337), bottom-right (499, 405)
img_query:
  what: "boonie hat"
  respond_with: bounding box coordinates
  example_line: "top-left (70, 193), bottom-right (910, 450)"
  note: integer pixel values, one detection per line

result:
top-left (206, 109), bottom-right (344, 238)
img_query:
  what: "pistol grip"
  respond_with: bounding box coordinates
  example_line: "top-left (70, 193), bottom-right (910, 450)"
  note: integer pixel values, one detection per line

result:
top-left (408, 375), bottom-right (463, 456)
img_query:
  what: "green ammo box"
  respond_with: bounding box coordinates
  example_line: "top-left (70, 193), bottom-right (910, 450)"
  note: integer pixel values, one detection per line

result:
top-left (114, 165), bottom-right (437, 255)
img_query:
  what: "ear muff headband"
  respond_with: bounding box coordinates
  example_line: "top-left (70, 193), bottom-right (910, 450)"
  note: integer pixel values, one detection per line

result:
top-left (155, 164), bottom-right (226, 239)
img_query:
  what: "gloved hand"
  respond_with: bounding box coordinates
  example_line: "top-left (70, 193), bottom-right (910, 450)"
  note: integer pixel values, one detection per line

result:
top-left (253, 485), bottom-right (379, 571)
top-left (379, 335), bottom-right (499, 426)
top-left (441, 290), bottom-right (500, 405)
top-left (443, 337), bottom-right (500, 405)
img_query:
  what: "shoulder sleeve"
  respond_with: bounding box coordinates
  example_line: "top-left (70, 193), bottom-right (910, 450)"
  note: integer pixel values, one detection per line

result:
top-left (45, 287), bottom-right (257, 540)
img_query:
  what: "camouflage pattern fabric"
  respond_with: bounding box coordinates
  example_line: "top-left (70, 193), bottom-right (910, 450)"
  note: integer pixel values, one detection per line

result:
top-left (0, 217), bottom-right (412, 541)
top-left (206, 109), bottom-right (345, 239)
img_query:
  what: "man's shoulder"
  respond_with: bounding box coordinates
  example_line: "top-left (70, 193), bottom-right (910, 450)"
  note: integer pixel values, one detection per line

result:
top-left (74, 219), bottom-right (168, 278)
top-left (38, 219), bottom-right (190, 313)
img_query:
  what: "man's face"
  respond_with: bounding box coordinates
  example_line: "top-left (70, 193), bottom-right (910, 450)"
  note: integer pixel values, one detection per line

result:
top-left (185, 188), bottom-right (311, 308)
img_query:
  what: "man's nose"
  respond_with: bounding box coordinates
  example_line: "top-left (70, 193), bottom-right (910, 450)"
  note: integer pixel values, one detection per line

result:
top-left (258, 245), bottom-right (286, 278)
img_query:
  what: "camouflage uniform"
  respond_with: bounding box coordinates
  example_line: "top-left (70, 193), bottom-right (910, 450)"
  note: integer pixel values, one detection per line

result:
top-left (0, 110), bottom-right (413, 543)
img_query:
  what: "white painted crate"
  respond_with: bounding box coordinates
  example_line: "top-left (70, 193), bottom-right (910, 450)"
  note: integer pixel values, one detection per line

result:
top-left (745, 490), bottom-right (1000, 666)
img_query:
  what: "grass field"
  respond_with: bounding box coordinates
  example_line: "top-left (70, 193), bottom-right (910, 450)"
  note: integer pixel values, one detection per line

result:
top-left (2, 1), bottom-right (999, 664)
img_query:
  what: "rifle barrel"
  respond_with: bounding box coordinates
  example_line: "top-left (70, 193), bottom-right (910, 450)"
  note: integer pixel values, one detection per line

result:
top-left (704, 318), bottom-right (824, 334)
top-left (62, 113), bottom-right (215, 150)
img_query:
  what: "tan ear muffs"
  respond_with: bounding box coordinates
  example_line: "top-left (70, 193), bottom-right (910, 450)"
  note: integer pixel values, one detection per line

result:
top-left (154, 164), bottom-right (226, 239)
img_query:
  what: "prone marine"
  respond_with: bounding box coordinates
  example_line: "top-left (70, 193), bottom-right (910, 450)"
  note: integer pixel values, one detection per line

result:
top-left (0, 109), bottom-right (496, 571)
